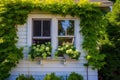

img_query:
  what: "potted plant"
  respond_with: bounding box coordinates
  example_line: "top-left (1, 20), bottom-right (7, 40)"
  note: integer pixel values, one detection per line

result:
top-left (29, 42), bottom-right (52, 60)
top-left (55, 43), bottom-right (81, 60)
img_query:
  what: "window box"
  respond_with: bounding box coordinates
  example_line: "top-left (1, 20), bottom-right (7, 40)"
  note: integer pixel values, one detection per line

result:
top-left (55, 43), bottom-right (81, 60)
top-left (28, 42), bottom-right (52, 60)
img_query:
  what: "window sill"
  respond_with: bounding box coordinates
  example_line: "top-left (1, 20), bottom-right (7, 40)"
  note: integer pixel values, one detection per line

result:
top-left (32, 57), bottom-right (78, 65)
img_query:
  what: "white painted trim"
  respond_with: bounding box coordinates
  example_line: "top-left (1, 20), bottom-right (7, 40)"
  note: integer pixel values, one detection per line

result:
top-left (75, 18), bottom-right (80, 51)
top-left (32, 37), bottom-right (51, 39)
top-left (51, 17), bottom-right (57, 58)
top-left (27, 13), bottom-right (80, 57)
top-left (27, 16), bottom-right (32, 47)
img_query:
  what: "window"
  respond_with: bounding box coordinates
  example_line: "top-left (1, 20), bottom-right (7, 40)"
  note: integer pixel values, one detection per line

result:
top-left (29, 15), bottom-right (80, 59)
top-left (58, 20), bottom-right (74, 46)
top-left (32, 19), bottom-right (51, 44)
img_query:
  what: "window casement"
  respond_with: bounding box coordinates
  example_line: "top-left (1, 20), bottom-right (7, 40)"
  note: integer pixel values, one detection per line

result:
top-left (29, 16), bottom-right (80, 59)
top-left (58, 20), bottom-right (75, 46)
top-left (32, 19), bottom-right (51, 44)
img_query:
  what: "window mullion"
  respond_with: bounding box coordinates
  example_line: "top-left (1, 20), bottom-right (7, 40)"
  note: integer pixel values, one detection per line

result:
top-left (41, 20), bottom-right (43, 37)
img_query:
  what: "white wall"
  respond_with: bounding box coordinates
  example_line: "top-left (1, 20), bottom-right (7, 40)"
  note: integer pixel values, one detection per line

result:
top-left (8, 13), bottom-right (98, 80)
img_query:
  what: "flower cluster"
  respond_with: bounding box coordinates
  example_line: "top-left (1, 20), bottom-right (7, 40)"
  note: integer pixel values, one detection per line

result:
top-left (55, 43), bottom-right (81, 60)
top-left (0, 38), bottom-right (4, 44)
top-left (29, 42), bottom-right (51, 59)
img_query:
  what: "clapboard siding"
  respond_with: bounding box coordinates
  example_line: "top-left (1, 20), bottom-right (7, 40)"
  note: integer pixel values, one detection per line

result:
top-left (16, 24), bottom-right (27, 47)
top-left (8, 14), bottom-right (98, 80)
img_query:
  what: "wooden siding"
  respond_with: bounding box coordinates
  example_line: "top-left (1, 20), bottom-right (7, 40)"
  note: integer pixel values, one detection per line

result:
top-left (8, 14), bottom-right (98, 80)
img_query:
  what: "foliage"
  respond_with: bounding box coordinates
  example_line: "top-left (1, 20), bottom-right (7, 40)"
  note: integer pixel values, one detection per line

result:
top-left (55, 43), bottom-right (81, 60)
top-left (44, 72), bottom-right (83, 80)
top-left (0, 1), bottom-right (107, 79)
top-left (29, 42), bottom-right (52, 59)
top-left (67, 72), bottom-right (83, 80)
top-left (107, 0), bottom-right (120, 26)
top-left (0, 38), bottom-right (4, 44)
top-left (99, 0), bottom-right (120, 80)
top-left (44, 73), bottom-right (61, 80)
top-left (109, 0), bottom-right (116, 2)
top-left (16, 74), bottom-right (35, 80)
top-left (79, 6), bottom-right (107, 69)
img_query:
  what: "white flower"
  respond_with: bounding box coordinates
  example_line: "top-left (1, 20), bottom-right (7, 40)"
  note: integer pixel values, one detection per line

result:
top-left (46, 47), bottom-right (49, 51)
top-left (0, 38), bottom-right (4, 43)
top-left (33, 46), bottom-right (36, 49)
top-left (37, 45), bottom-right (40, 48)
top-left (65, 45), bottom-right (69, 48)
top-left (36, 48), bottom-right (39, 52)
top-left (87, 55), bottom-right (91, 60)
top-left (69, 49), bottom-right (72, 53)
top-left (60, 48), bottom-right (63, 51)
top-left (66, 50), bottom-right (70, 54)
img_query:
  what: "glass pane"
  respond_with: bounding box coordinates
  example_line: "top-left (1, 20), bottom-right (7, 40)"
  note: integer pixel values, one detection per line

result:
top-left (58, 37), bottom-right (74, 46)
top-left (32, 39), bottom-right (51, 44)
top-left (43, 20), bottom-right (51, 36)
top-left (58, 20), bottom-right (74, 36)
top-left (33, 20), bottom-right (41, 36)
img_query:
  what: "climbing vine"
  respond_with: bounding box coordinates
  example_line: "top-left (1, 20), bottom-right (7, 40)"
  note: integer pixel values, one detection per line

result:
top-left (0, 0), bottom-right (107, 79)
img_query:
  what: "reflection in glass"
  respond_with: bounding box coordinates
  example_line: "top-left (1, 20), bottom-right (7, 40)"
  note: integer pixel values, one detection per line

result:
top-left (58, 20), bottom-right (74, 36)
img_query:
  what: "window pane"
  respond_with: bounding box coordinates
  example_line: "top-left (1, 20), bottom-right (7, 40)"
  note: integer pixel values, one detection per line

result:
top-left (32, 39), bottom-right (51, 44)
top-left (58, 20), bottom-right (74, 36)
top-left (58, 37), bottom-right (74, 46)
top-left (43, 20), bottom-right (51, 36)
top-left (33, 20), bottom-right (41, 36)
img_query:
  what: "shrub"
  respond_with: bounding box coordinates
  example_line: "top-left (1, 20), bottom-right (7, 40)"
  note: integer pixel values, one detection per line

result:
top-left (67, 72), bottom-right (83, 80)
top-left (44, 73), bottom-right (61, 80)
top-left (16, 74), bottom-right (35, 80)
top-left (29, 42), bottom-right (52, 59)
top-left (55, 43), bottom-right (81, 60)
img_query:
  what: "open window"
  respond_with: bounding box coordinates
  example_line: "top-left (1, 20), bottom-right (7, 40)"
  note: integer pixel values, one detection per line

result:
top-left (58, 20), bottom-right (74, 46)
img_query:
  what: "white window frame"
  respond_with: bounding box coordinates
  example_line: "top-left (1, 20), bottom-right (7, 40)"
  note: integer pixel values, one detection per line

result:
top-left (27, 14), bottom-right (80, 58)
top-left (32, 18), bottom-right (51, 44)
top-left (57, 19), bottom-right (75, 47)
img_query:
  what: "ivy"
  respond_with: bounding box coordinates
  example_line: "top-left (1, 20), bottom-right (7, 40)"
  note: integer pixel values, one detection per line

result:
top-left (0, 0), bottom-right (107, 79)
top-left (79, 7), bottom-right (107, 69)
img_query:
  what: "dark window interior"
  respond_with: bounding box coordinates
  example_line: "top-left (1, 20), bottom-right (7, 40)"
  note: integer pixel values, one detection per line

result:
top-left (33, 20), bottom-right (41, 36)
top-left (32, 39), bottom-right (51, 44)
top-left (33, 19), bottom-right (51, 37)
top-left (32, 19), bottom-right (51, 45)
top-left (43, 20), bottom-right (51, 36)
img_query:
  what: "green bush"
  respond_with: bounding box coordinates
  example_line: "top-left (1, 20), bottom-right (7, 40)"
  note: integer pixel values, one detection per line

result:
top-left (29, 42), bottom-right (52, 59)
top-left (44, 73), bottom-right (61, 80)
top-left (67, 72), bottom-right (83, 80)
top-left (55, 43), bottom-right (81, 60)
top-left (98, 0), bottom-right (120, 80)
top-left (16, 74), bottom-right (35, 80)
